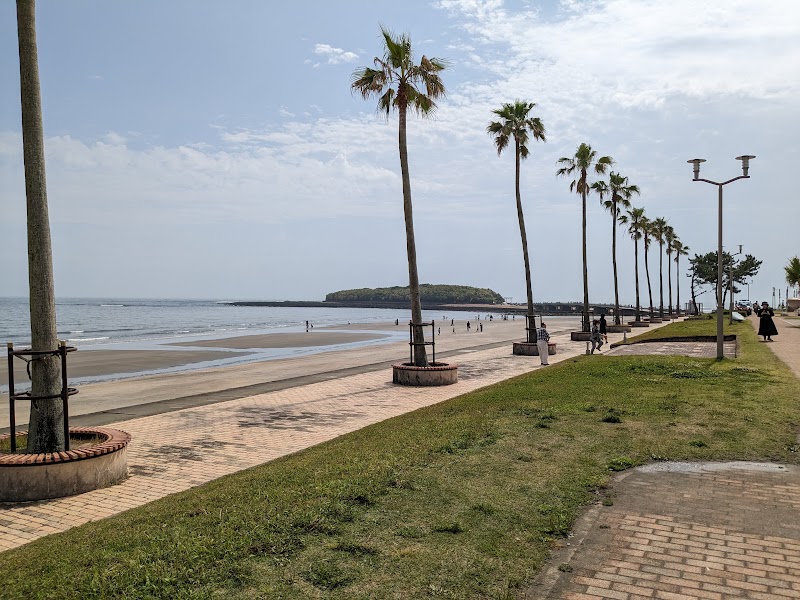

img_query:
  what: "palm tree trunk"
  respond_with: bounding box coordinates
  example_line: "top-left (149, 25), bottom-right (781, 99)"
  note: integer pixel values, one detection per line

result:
top-left (658, 242), bottom-right (664, 317)
top-left (634, 239), bottom-right (641, 321)
top-left (17, 0), bottom-right (64, 453)
top-left (514, 139), bottom-right (535, 343)
top-left (667, 255), bottom-right (673, 315)
top-left (676, 257), bottom-right (681, 317)
top-left (644, 240), bottom-right (654, 317)
top-left (398, 101), bottom-right (427, 367)
top-left (611, 201), bottom-right (620, 324)
top-left (581, 186), bottom-right (589, 332)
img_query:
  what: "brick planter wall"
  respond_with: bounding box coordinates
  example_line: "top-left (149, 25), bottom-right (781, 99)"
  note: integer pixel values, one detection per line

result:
top-left (392, 362), bottom-right (458, 386)
top-left (0, 427), bottom-right (131, 502)
top-left (512, 342), bottom-right (557, 356)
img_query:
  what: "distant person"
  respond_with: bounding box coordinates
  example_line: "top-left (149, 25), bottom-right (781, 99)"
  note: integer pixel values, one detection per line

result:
top-left (489, 315), bottom-right (493, 321)
top-left (479, 322), bottom-right (483, 332)
top-left (438, 327), bottom-right (441, 336)
top-left (599, 314), bottom-right (608, 343)
top-left (590, 319), bottom-right (604, 354)
top-left (396, 318), bottom-right (399, 326)
top-left (536, 322), bottom-right (550, 366)
top-left (306, 320), bottom-right (309, 332)
top-left (451, 319), bottom-right (454, 327)
top-left (753, 303), bottom-right (761, 317)
top-left (467, 321), bottom-right (471, 332)
top-left (758, 302), bottom-right (778, 341)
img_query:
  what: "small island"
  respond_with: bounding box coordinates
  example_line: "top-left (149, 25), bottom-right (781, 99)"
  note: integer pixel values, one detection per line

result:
top-left (326, 284), bottom-right (504, 305)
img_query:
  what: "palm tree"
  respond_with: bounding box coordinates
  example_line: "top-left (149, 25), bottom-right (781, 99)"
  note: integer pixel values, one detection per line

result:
top-left (673, 240), bottom-right (690, 317)
top-left (642, 217), bottom-right (655, 317)
top-left (556, 143), bottom-right (613, 331)
top-left (591, 172), bottom-right (640, 324)
top-left (664, 225), bottom-right (676, 315)
top-left (487, 101), bottom-right (546, 343)
top-left (650, 217), bottom-right (669, 318)
top-left (16, 0), bottom-right (64, 453)
top-left (352, 27), bottom-right (446, 367)
top-left (626, 207), bottom-right (647, 322)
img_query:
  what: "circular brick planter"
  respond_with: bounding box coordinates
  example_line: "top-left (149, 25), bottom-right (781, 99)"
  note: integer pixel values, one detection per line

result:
top-left (512, 341), bottom-right (557, 356)
top-left (392, 362), bottom-right (458, 386)
top-left (606, 324), bottom-right (632, 333)
top-left (0, 427), bottom-right (130, 502)
top-left (571, 331), bottom-right (592, 341)
top-left (628, 321), bottom-right (650, 327)
top-left (647, 317), bottom-right (663, 323)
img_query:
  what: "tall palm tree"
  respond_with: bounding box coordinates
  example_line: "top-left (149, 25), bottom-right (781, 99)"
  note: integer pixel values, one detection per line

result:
top-left (352, 27), bottom-right (446, 367)
top-left (642, 217), bottom-right (655, 317)
top-left (556, 143), bottom-right (613, 331)
top-left (591, 172), bottom-right (640, 324)
top-left (487, 101), bottom-right (546, 343)
top-left (626, 206), bottom-right (647, 322)
top-left (650, 217), bottom-right (669, 318)
top-left (664, 225), bottom-right (676, 315)
top-left (17, 0), bottom-right (64, 453)
top-left (673, 240), bottom-right (689, 317)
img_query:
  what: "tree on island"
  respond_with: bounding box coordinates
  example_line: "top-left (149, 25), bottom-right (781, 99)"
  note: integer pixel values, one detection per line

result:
top-left (592, 172), bottom-right (639, 325)
top-left (650, 217), bottom-right (668, 317)
top-left (352, 27), bottom-right (446, 367)
top-left (16, 0), bottom-right (64, 453)
top-left (486, 100), bottom-right (546, 343)
top-left (556, 143), bottom-right (613, 332)
top-left (626, 206), bottom-right (648, 322)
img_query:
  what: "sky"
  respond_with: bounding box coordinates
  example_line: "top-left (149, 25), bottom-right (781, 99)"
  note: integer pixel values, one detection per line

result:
top-left (1, 0), bottom-right (798, 306)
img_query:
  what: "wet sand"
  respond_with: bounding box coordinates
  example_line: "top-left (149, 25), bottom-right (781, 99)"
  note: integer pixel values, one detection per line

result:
top-left (0, 349), bottom-right (250, 382)
top-left (169, 331), bottom-right (388, 349)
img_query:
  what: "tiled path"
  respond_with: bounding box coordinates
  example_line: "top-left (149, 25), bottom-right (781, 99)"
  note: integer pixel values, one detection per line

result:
top-left (1, 328), bottom-right (598, 552)
top-left (526, 315), bottom-right (800, 599)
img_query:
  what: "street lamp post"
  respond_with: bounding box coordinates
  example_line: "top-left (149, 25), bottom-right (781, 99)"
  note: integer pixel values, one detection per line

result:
top-left (729, 244), bottom-right (742, 325)
top-left (687, 155), bottom-right (755, 359)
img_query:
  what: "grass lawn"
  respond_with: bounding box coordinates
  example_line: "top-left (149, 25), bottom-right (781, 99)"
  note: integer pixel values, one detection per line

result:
top-left (0, 319), bottom-right (798, 599)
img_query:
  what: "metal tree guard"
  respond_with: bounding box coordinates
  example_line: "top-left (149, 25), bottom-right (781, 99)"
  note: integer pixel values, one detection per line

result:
top-left (407, 321), bottom-right (436, 365)
top-left (6, 340), bottom-right (78, 452)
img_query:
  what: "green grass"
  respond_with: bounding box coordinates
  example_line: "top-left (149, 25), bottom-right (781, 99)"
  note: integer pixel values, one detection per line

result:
top-left (620, 313), bottom-right (743, 343)
top-left (0, 320), bottom-right (798, 599)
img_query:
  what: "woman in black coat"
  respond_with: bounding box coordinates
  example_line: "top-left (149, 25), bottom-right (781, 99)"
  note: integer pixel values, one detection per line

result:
top-left (758, 302), bottom-right (778, 341)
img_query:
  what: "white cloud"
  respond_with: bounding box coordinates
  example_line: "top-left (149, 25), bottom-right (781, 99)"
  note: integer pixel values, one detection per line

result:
top-left (312, 43), bottom-right (359, 65)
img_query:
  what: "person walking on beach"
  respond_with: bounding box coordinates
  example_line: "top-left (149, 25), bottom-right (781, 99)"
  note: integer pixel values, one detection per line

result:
top-left (467, 321), bottom-right (471, 332)
top-left (536, 322), bottom-right (550, 365)
top-left (758, 302), bottom-right (778, 341)
top-left (599, 314), bottom-right (608, 343)
top-left (590, 319), bottom-right (604, 353)
top-left (479, 322), bottom-right (483, 332)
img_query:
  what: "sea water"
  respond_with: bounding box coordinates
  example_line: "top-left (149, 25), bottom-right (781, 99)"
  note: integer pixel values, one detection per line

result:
top-left (0, 297), bottom-right (467, 347)
top-left (1, 298), bottom-right (509, 387)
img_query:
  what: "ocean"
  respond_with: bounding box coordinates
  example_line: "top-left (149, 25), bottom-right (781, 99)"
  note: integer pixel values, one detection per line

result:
top-left (0, 297), bottom-right (459, 348)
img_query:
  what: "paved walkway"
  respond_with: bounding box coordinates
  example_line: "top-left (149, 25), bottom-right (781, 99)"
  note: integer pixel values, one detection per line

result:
top-left (526, 315), bottom-right (800, 599)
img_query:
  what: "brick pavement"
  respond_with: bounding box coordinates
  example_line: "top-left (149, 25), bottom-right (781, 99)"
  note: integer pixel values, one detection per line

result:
top-left (525, 315), bottom-right (800, 600)
top-left (0, 327), bottom-right (602, 552)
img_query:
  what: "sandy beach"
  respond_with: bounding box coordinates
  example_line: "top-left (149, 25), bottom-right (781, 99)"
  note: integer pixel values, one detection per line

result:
top-left (0, 316), bottom-right (580, 430)
top-left (169, 330), bottom-right (388, 349)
